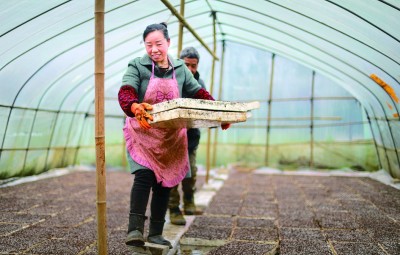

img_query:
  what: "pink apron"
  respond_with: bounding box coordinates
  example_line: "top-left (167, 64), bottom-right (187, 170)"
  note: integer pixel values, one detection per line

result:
top-left (123, 60), bottom-right (189, 188)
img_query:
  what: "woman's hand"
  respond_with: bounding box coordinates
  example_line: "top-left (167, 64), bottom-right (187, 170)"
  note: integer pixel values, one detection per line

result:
top-left (131, 103), bottom-right (154, 129)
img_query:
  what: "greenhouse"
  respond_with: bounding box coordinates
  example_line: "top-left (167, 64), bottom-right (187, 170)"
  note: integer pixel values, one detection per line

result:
top-left (1, 0), bottom-right (399, 255)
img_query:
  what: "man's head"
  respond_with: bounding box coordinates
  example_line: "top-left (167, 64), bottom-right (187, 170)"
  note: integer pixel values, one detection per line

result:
top-left (180, 47), bottom-right (200, 75)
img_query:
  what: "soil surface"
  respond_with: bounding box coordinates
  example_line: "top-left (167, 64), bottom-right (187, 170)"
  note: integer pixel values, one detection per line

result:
top-left (1, 169), bottom-right (399, 254)
top-left (181, 171), bottom-right (400, 255)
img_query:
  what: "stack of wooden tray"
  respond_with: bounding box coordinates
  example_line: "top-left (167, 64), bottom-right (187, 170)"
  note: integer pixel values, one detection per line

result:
top-left (148, 98), bottom-right (260, 128)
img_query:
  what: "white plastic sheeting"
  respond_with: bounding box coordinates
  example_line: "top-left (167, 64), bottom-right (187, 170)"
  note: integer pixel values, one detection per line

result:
top-left (0, 0), bottom-right (399, 178)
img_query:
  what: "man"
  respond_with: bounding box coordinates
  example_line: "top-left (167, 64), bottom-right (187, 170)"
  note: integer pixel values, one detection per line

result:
top-left (168, 47), bottom-right (205, 225)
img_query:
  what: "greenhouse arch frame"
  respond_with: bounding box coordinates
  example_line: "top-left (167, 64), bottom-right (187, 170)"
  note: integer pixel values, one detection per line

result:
top-left (0, 0), bottom-right (399, 179)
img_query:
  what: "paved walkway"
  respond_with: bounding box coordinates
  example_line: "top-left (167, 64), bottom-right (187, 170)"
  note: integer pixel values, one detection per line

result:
top-left (0, 167), bottom-right (399, 255)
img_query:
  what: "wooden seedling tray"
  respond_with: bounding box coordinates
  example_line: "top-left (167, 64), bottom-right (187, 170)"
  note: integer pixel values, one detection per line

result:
top-left (148, 98), bottom-right (259, 128)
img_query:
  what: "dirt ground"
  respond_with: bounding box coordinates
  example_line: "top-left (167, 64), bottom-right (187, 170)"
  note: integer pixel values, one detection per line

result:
top-left (1, 168), bottom-right (399, 254)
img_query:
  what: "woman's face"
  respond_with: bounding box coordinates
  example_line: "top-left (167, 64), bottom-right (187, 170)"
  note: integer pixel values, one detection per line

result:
top-left (144, 30), bottom-right (170, 66)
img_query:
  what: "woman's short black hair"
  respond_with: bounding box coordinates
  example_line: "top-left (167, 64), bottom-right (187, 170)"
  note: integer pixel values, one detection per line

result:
top-left (143, 22), bottom-right (169, 41)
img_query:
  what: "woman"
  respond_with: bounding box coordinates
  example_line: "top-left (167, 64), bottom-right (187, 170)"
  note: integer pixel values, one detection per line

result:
top-left (118, 22), bottom-right (229, 249)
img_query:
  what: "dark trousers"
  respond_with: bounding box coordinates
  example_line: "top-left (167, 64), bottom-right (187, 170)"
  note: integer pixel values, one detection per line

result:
top-left (130, 169), bottom-right (171, 221)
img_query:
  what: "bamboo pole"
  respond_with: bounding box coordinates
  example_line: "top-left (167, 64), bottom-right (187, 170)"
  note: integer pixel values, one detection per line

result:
top-left (177, 0), bottom-right (185, 58)
top-left (160, 0), bottom-right (219, 61)
top-left (206, 134), bottom-right (212, 183)
top-left (365, 109), bottom-right (383, 170)
top-left (206, 11), bottom-right (217, 183)
top-left (264, 54), bottom-right (275, 166)
top-left (94, 0), bottom-right (107, 254)
top-left (310, 71), bottom-right (315, 169)
top-left (209, 11), bottom-right (217, 96)
top-left (212, 40), bottom-right (226, 167)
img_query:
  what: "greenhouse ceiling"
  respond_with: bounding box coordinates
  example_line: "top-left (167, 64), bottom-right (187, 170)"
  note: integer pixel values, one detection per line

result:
top-left (0, 0), bottom-right (399, 178)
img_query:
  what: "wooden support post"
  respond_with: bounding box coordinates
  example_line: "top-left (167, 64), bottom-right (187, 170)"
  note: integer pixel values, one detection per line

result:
top-left (365, 110), bottom-right (383, 170)
top-left (206, 11), bottom-right (217, 183)
top-left (310, 71), bottom-right (315, 169)
top-left (265, 54), bottom-right (275, 166)
top-left (94, 0), bottom-right (107, 254)
top-left (177, 0), bottom-right (185, 58)
top-left (206, 129), bottom-right (212, 183)
top-left (212, 40), bottom-right (226, 167)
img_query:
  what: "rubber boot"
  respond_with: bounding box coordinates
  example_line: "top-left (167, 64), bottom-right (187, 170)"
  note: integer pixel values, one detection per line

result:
top-left (147, 219), bottom-right (172, 249)
top-left (126, 213), bottom-right (146, 247)
top-left (169, 207), bottom-right (186, 225)
top-left (183, 193), bottom-right (197, 215)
